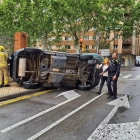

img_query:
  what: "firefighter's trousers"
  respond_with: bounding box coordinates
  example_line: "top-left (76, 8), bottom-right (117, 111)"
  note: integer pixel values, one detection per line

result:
top-left (0, 67), bottom-right (8, 85)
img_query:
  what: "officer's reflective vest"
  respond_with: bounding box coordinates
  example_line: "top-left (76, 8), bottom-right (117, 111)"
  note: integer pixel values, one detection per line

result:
top-left (0, 52), bottom-right (8, 67)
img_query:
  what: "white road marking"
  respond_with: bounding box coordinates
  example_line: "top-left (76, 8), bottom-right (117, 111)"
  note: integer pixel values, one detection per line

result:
top-left (55, 90), bottom-right (80, 100)
top-left (27, 92), bottom-right (106, 140)
top-left (134, 75), bottom-right (140, 79)
top-left (122, 74), bottom-right (132, 78)
top-left (87, 95), bottom-right (130, 140)
top-left (0, 90), bottom-right (80, 133)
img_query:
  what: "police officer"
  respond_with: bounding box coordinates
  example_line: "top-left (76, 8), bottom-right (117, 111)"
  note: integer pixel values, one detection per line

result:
top-left (0, 46), bottom-right (10, 87)
top-left (99, 53), bottom-right (120, 99)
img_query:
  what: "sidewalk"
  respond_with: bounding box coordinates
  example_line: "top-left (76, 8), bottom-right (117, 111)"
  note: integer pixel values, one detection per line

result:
top-left (0, 81), bottom-right (44, 102)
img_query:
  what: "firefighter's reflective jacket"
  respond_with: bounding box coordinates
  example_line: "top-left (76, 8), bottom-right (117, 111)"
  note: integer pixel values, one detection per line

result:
top-left (0, 52), bottom-right (8, 67)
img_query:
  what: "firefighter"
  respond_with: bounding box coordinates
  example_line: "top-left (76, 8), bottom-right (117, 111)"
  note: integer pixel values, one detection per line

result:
top-left (0, 46), bottom-right (10, 87)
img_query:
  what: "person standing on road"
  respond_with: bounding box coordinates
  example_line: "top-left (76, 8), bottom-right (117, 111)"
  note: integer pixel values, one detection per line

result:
top-left (0, 46), bottom-right (10, 87)
top-left (96, 58), bottom-right (110, 95)
top-left (99, 53), bottom-right (121, 99)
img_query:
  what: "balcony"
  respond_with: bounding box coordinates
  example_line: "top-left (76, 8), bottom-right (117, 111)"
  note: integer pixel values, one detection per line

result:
top-left (113, 49), bottom-right (118, 53)
top-left (122, 48), bottom-right (132, 54)
top-left (122, 38), bottom-right (132, 45)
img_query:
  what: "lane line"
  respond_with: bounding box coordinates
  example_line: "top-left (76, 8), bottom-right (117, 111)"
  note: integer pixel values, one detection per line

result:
top-left (27, 92), bottom-right (106, 140)
top-left (0, 90), bottom-right (52, 107)
top-left (122, 74), bottom-right (132, 78)
top-left (0, 91), bottom-right (80, 133)
top-left (134, 75), bottom-right (140, 79)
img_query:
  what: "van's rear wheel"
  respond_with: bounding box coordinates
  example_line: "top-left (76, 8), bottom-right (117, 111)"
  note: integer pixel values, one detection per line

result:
top-left (22, 81), bottom-right (39, 89)
top-left (77, 84), bottom-right (92, 90)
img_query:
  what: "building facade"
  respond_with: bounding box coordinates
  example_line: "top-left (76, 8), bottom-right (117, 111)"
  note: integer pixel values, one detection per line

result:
top-left (36, 29), bottom-right (139, 66)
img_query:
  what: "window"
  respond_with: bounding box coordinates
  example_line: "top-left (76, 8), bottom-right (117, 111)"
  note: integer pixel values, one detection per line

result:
top-left (114, 45), bottom-right (118, 49)
top-left (106, 35), bottom-right (110, 40)
top-left (84, 36), bottom-right (89, 40)
top-left (65, 36), bottom-right (71, 40)
top-left (92, 45), bottom-right (96, 49)
top-left (114, 35), bottom-right (118, 40)
top-left (65, 45), bottom-right (70, 49)
top-left (85, 45), bottom-right (89, 50)
top-left (92, 36), bottom-right (96, 40)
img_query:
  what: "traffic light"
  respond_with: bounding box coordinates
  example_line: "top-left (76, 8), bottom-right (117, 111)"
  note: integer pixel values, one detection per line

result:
top-left (79, 39), bottom-right (85, 52)
top-left (81, 44), bottom-right (85, 52)
top-left (80, 38), bottom-right (83, 48)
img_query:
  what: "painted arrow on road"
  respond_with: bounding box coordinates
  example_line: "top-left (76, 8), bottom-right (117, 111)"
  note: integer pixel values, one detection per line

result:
top-left (0, 90), bottom-right (80, 133)
top-left (56, 90), bottom-right (80, 100)
top-left (87, 95), bottom-right (130, 140)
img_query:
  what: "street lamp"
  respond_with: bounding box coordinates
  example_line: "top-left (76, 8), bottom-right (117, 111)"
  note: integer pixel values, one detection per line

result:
top-left (93, 28), bottom-right (100, 54)
top-left (96, 34), bottom-right (100, 54)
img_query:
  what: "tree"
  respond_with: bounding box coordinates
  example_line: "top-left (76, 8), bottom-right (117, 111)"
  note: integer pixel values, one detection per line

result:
top-left (0, 0), bottom-right (137, 53)
top-left (86, 0), bottom-right (135, 49)
top-left (130, 1), bottom-right (140, 36)
top-left (50, 0), bottom-right (101, 53)
top-left (0, 0), bottom-right (55, 48)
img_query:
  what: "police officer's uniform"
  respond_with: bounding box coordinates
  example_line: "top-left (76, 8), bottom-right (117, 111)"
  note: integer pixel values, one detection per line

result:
top-left (103, 58), bottom-right (121, 99)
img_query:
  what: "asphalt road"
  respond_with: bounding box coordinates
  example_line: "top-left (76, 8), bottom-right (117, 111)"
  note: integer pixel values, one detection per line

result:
top-left (0, 66), bottom-right (140, 140)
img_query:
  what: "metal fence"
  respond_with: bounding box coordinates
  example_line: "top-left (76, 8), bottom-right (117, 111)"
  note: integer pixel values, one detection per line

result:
top-left (0, 36), bottom-right (14, 56)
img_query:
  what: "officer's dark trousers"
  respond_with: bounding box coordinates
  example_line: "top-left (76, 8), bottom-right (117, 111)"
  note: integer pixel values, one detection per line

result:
top-left (98, 76), bottom-right (108, 93)
top-left (107, 75), bottom-right (118, 97)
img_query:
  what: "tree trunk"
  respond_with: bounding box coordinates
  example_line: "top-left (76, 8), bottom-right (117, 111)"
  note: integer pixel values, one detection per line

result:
top-left (74, 32), bottom-right (80, 54)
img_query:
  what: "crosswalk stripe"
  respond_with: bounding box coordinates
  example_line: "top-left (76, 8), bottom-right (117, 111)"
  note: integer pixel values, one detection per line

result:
top-left (122, 74), bottom-right (133, 78)
top-left (134, 75), bottom-right (140, 79)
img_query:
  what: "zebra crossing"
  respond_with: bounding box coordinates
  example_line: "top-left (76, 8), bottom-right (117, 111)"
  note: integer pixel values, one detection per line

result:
top-left (120, 73), bottom-right (140, 80)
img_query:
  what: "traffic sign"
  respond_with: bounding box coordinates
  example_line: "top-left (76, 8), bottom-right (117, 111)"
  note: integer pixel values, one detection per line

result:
top-left (99, 49), bottom-right (110, 56)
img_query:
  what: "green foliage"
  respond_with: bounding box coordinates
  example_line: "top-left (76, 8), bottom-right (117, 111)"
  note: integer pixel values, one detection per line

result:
top-left (0, 0), bottom-right (138, 50)
top-left (58, 46), bottom-right (68, 52)
top-left (82, 49), bottom-right (90, 53)
top-left (99, 40), bottom-right (110, 49)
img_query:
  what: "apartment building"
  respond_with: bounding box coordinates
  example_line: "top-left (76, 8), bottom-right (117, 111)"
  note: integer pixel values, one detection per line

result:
top-left (38, 30), bottom-right (135, 66)
top-left (36, 30), bottom-right (137, 66)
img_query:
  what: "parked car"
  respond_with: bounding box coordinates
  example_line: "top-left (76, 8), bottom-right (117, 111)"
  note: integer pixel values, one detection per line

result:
top-left (9, 48), bottom-right (101, 90)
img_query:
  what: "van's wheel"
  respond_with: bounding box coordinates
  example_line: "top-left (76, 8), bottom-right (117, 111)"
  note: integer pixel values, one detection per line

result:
top-left (91, 65), bottom-right (101, 88)
top-left (22, 81), bottom-right (39, 89)
top-left (77, 84), bottom-right (92, 90)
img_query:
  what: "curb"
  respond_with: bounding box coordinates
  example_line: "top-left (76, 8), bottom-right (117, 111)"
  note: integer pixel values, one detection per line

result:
top-left (0, 87), bottom-right (46, 102)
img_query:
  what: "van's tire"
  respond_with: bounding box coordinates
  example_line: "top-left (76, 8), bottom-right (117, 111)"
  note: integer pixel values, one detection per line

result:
top-left (24, 48), bottom-right (43, 54)
top-left (91, 65), bottom-right (101, 88)
top-left (22, 81), bottom-right (39, 89)
top-left (77, 84), bottom-right (92, 90)
top-left (80, 55), bottom-right (93, 60)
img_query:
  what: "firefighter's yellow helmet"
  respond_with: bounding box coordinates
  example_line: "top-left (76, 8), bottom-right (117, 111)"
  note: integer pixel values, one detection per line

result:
top-left (0, 46), bottom-right (5, 52)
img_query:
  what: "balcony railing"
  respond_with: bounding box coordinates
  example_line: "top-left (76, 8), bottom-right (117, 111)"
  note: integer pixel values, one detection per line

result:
top-left (122, 48), bottom-right (132, 54)
top-left (122, 38), bottom-right (132, 45)
top-left (113, 49), bottom-right (118, 53)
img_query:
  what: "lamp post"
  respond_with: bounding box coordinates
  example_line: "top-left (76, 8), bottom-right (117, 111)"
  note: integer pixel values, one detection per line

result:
top-left (96, 32), bottom-right (101, 54)
top-left (96, 34), bottom-right (99, 54)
